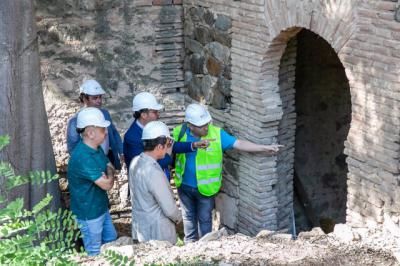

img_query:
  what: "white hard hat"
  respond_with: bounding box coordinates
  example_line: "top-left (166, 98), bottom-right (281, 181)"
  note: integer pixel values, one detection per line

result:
top-left (185, 103), bottom-right (212, 127)
top-left (79, 80), bottom-right (106, 95)
top-left (132, 92), bottom-right (163, 112)
top-left (142, 121), bottom-right (171, 140)
top-left (77, 107), bottom-right (111, 129)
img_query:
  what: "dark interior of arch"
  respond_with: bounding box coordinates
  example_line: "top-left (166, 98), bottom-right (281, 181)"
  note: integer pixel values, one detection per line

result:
top-left (292, 29), bottom-right (351, 233)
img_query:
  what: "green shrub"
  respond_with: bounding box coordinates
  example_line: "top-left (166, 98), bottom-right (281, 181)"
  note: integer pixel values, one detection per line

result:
top-left (0, 135), bottom-right (80, 265)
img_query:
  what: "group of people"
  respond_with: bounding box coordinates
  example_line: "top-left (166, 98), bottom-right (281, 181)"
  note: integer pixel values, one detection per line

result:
top-left (67, 80), bottom-right (282, 256)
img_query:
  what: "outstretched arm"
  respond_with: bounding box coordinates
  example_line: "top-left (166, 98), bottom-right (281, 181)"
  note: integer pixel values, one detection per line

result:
top-left (233, 139), bottom-right (282, 154)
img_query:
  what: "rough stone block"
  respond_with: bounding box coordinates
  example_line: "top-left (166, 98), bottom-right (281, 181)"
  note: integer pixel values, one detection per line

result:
top-left (216, 193), bottom-right (238, 229)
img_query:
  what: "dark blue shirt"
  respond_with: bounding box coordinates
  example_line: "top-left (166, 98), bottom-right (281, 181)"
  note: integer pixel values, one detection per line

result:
top-left (123, 119), bottom-right (193, 179)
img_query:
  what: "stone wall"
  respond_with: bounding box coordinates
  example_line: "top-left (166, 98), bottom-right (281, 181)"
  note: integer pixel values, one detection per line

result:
top-left (37, 0), bottom-right (400, 237)
top-left (36, 0), bottom-right (185, 236)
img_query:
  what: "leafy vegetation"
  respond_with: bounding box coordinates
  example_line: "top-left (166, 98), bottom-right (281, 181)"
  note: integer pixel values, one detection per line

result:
top-left (0, 135), bottom-right (80, 265)
top-left (103, 249), bottom-right (135, 266)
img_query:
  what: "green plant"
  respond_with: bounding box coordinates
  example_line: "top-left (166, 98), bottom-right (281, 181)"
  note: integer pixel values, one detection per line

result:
top-left (103, 249), bottom-right (134, 266)
top-left (176, 237), bottom-right (184, 247)
top-left (0, 135), bottom-right (80, 265)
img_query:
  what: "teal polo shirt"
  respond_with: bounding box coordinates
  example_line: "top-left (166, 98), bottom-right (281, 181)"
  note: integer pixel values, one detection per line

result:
top-left (67, 141), bottom-right (109, 220)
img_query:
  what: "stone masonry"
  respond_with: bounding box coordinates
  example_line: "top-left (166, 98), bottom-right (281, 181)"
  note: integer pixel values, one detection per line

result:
top-left (36, 0), bottom-right (185, 235)
top-left (37, 0), bottom-right (400, 237)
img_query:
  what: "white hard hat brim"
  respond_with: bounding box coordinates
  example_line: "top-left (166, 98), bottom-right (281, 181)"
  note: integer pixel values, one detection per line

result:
top-left (142, 134), bottom-right (171, 140)
top-left (77, 120), bottom-right (110, 129)
top-left (153, 103), bottom-right (164, 110)
top-left (98, 120), bottom-right (111, 128)
top-left (187, 113), bottom-right (212, 127)
top-left (85, 88), bottom-right (106, 95)
top-left (132, 103), bottom-right (164, 112)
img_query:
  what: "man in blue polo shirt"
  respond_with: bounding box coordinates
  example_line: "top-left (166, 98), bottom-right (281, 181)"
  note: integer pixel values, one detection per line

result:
top-left (68, 107), bottom-right (117, 256)
top-left (173, 103), bottom-right (283, 243)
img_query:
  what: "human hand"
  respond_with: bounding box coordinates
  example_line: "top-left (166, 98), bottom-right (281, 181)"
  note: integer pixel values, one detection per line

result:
top-left (101, 172), bottom-right (108, 179)
top-left (194, 139), bottom-right (215, 149)
top-left (263, 144), bottom-right (284, 154)
top-left (106, 163), bottom-right (115, 178)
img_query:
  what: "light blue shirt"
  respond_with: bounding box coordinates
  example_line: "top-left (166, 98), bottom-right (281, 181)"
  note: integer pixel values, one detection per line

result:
top-left (182, 128), bottom-right (236, 188)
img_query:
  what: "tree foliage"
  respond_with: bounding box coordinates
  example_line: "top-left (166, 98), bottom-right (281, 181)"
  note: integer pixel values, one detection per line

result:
top-left (0, 135), bottom-right (80, 265)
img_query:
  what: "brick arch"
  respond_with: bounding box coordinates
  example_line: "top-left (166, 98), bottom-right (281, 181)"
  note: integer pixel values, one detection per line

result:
top-left (228, 1), bottom-right (359, 235)
top-left (264, 0), bottom-right (358, 54)
top-left (258, 1), bottom-right (358, 233)
top-left (264, 27), bottom-right (353, 233)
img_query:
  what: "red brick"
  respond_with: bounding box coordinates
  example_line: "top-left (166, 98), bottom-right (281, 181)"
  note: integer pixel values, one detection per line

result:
top-left (152, 0), bottom-right (172, 5)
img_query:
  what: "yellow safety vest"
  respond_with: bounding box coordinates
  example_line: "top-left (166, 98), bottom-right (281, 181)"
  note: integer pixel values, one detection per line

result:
top-left (173, 124), bottom-right (223, 196)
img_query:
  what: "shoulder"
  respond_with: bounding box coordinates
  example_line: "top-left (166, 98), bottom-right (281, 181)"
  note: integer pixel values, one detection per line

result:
top-left (130, 154), bottom-right (162, 175)
top-left (100, 108), bottom-right (110, 115)
top-left (173, 124), bottom-right (182, 132)
top-left (124, 121), bottom-right (142, 140)
top-left (100, 108), bottom-right (112, 120)
top-left (70, 143), bottom-right (90, 160)
top-left (219, 129), bottom-right (237, 150)
top-left (67, 114), bottom-right (78, 125)
top-left (220, 129), bottom-right (235, 140)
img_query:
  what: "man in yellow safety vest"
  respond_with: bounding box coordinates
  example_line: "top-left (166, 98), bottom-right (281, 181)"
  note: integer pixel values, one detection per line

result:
top-left (173, 103), bottom-right (282, 243)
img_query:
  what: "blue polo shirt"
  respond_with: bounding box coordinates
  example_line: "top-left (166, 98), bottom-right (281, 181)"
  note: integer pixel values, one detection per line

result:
top-left (67, 141), bottom-right (109, 220)
top-left (182, 128), bottom-right (236, 188)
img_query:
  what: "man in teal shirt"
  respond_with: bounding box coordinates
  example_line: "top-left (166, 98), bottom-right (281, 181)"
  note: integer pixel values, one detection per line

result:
top-left (68, 107), bottom-right (117, 256)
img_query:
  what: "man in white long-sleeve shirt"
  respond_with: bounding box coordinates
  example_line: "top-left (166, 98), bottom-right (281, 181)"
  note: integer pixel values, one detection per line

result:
top-left (129, 121), bottom-right (182, 244)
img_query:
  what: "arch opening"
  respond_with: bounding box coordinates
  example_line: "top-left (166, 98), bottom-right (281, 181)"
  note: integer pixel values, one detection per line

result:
top-left (277, 29), bottom-right (351, 234)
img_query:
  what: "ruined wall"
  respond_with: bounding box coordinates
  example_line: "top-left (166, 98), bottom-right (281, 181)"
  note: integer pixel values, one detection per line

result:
top-left (184, 0), bottom-right (400, 236)
top-left (37, 0), bottom-right (400, 237)
top-left (36, 0), bottom-right (185, 235)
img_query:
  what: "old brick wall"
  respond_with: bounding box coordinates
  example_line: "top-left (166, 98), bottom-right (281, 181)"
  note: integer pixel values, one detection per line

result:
top-left (184, 0), bottom-right (400, 236)
top-left (36, 0), bottom-right (400, 237)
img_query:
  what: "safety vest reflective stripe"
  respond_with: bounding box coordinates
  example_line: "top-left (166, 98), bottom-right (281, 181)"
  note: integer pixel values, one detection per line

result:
top-left (197, 177), bottom-right (221, 185)
top-left (197, 163), bottom-right (221, 171)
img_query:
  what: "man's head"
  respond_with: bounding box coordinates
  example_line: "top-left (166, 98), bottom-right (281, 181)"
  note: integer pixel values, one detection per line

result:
top-left (77, 107), bottom-right (110, 147)
top-left (185, 103), bottom-right (212, 137)
top-left (132, 92), bottom-right (163, 125)
top-left (79, 80), bottom-right (106, 108)
top-left (142, 121), bottom-right (173, 158)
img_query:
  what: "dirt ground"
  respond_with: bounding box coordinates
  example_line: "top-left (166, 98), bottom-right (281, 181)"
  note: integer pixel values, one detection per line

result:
top-left (78, 227), bottom-right (399, 266)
